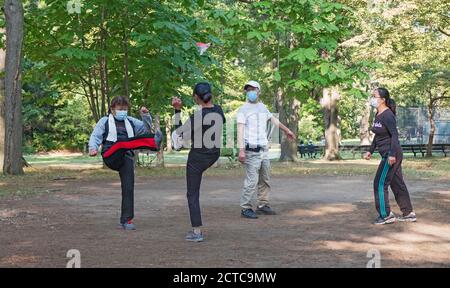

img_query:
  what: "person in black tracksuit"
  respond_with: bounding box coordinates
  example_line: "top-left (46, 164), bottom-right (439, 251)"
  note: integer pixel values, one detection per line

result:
top-left (171, 82), bottom-right (225, 242)
top-left (365, 88), bottom-right (416, 225)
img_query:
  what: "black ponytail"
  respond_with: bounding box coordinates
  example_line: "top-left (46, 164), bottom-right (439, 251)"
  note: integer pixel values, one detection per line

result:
top-left (193, 82), bottom-right (212, 103)
top-left (386, 98), bottom-right (396, 115)
top-left (376, 87), bottom-right (396, 115)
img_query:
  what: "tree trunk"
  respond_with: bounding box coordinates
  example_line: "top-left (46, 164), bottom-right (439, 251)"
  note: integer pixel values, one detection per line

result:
top-left (154, 115), bottom-right (164, 167)
top-left (276, 87), bottom-right (299, 162)
top-left (321, 87), bottom-right (341, 161)
top-left (426, 98), bottom-right (435, 157)
top-left (78, 15), bottom-right (101, 122)
top-left (359, 97), bottom-right (372, 145)
top-left (123, 32), bottom-right (130, 98)
top-left (3, 0), bottom-right (24, 175)
top-left (165, 116), bottom-right (172, 153)
top-left (99, 6), bottom-right (109, 116)
top-left (0, 32), bottom-right (5, 172)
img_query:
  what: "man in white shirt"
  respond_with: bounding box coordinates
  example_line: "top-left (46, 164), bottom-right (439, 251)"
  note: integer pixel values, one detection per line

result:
top-left (237, 81), bottom-right (295, 219)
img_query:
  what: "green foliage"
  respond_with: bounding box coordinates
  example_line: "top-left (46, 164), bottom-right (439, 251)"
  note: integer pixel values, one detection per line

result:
top-left (5, 0), bottom-right (449, 155)
top-left (53, 96), bottom-right (93, 150)
top-left (299, 98), bottom-right (323, 141)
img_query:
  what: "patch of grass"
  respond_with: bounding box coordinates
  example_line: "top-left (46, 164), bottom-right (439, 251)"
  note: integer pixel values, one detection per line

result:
top-left (1, 155), bottom-right (448, 199)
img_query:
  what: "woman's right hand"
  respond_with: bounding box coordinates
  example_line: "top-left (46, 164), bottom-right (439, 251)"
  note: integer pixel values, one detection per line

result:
top-left (172, 97), bottom-right (183, 110)
top-left (89, 149), bottom-right (98, 157)
top-left (364, 152), bottom-right (371, 160)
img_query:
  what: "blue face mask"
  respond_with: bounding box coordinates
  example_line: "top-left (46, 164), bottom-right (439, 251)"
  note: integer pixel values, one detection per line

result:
top-left (247, 91), bottom-right (258, 103)
top-left (114, 110), bottom-right (128, 121)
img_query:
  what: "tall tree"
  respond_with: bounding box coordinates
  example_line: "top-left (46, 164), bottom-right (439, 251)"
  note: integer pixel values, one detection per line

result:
top-left (227, 0), bottom-right (369, 160)
top-left (345, 0), bottom-right (450, 153)
top-left (3, 0), bottom-right (24, 175)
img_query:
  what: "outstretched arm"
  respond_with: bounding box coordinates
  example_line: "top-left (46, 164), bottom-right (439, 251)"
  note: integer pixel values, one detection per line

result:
top-left (133, 107), bottom-right (153, 136)
top-left (270, 116), bottom-right (295, 141)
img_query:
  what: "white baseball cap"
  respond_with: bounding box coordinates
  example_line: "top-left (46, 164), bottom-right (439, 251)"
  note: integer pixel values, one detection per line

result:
top-left (244, 80), bottom-right (261, 91)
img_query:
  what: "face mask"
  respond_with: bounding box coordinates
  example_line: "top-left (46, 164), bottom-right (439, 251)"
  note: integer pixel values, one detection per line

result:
top-left (114, 110), bottom-right (128, 121)
top-left (370, 97), bottom-right (380, 108)
top-left (247, 91), bottom-right (258, 103)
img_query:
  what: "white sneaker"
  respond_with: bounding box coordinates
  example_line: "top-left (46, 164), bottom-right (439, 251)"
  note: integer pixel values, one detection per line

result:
top-left (397, 212), bottom-right (417, 222)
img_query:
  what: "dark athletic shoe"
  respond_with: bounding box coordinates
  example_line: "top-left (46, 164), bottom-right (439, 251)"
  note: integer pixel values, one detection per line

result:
top-left (397, 212), bottom-right (417, 222)
top-left (256, 205), bottom-right (277, 215)
top-left (185, 231), bottom-right (204, 242)
top-left (241, 208), bottom-right (258, 219)
top-left (374, 212), bottom-right (396, 225)
top-left (118, 220), bottom-right (136, 230)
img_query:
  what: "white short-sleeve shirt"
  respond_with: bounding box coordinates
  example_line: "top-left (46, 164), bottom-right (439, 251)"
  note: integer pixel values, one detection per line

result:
top-left (237, 102), bottom-right (273, 147)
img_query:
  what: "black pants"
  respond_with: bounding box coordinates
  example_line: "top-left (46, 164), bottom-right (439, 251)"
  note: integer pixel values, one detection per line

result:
top-left (373, 156), bottom-right (413, 218)
top-left (186, 150), bottom-right (220, 227)
top-left (104, 151), bottom-right (135, 224)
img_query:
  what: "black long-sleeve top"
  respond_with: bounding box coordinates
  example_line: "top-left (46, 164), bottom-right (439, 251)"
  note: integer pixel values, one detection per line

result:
top-left (174, 105), bottom-right (225, 154)
top-left (369, 109), bottom-right (402, 158)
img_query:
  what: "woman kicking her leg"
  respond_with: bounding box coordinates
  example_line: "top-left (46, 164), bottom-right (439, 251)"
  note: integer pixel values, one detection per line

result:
top-left (171, 82), bottom-right (225, 242)
top-left (88, 96), bottom-right (161, 230)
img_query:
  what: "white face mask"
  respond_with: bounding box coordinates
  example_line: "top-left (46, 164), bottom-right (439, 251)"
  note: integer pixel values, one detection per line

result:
top-left (370, 97), bottom-right (380, 108)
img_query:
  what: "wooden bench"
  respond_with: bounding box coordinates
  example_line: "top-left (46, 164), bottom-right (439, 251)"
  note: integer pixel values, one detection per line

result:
top-left (402, 144), bottom-right (448, 157)
top-left (401, 144), bottom-right (422, 157)
top-left (297, 145), bottom-right (321, 158)
top-left (300, 143), bottom-right (449, 158)
top-left (336, 143), bottom-right (449, 158)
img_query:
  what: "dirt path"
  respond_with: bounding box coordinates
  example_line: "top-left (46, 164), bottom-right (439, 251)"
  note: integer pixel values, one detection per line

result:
top-left (1, 174), bottom-right (449, 267)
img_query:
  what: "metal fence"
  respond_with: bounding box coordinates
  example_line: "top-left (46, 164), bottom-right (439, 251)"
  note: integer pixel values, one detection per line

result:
top-left (396, 107), bottom-right (450, 144)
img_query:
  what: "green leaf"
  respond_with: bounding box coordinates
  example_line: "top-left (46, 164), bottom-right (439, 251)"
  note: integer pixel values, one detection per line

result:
top-left (304, 48), bottom-right (317, 61)
top-left (320, 63), bottom-right (330, 75)
top-left (181, 42), bottom-right (191, 51)
top-left (247, 31), bottom-right (262, 40)
top-left (274, 71), bottom-right (281, 82)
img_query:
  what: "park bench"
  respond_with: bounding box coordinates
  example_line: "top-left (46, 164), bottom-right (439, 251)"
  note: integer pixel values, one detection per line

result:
top-left (136, 150), bottom-right (158, 167)
top-left (402, 144), bottom-right (423, 157)
top-left (334, 143), bottom-right (449, 158)
top-left (427, 144), bottom-right (448, 157)
top-left (296, 143), bottom-right (449, 159)
top-left (338, 144), bottom-right (371, 158)
top-left (298, 144), bottom-right (321, 158)
top-left (401, 144), bottom-right (448, 157)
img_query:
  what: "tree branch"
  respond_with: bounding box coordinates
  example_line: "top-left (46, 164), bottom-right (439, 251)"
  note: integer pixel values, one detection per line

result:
top-left (437, 27), bottom-right (450, 37)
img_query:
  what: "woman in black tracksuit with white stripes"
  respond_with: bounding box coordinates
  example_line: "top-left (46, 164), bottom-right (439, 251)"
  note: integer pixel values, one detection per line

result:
top-left (364, 88), bottom-right (416, 225)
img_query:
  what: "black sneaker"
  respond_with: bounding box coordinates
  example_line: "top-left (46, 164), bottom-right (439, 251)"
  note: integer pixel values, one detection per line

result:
top-left (374, 211), bottom-right (396, 225)
top-left (397, 212), bottom-right (417, 222)
top-left (256, 205), bottom-right (277, 215)
top-left (241, 208), bottom-right (258, 219)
